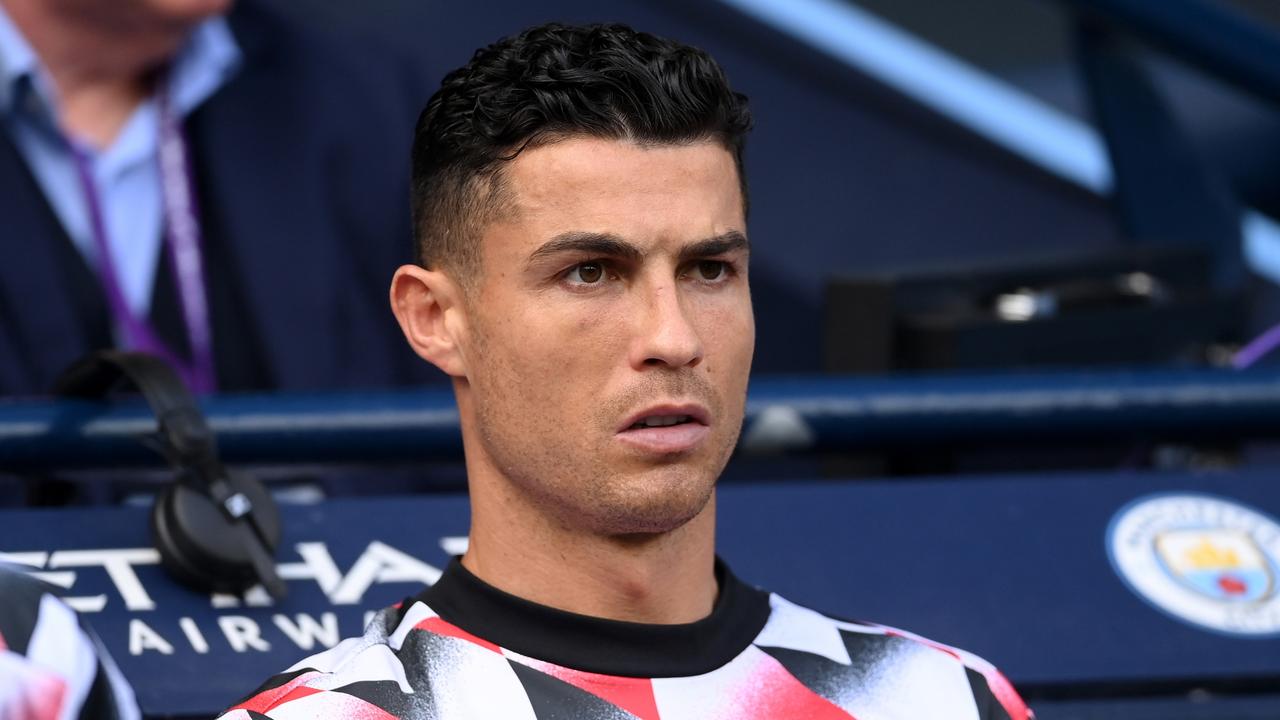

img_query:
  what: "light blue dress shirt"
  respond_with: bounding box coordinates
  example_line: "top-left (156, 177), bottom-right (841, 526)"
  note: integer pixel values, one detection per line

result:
top-left (0, 6), bottom-right (241, 320)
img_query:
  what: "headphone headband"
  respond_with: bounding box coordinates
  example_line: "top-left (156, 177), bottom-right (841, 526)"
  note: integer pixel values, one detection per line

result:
top-left (54, 350), bottom-right (285, 599)
top-left (56, 350), bottom-right (216, 467)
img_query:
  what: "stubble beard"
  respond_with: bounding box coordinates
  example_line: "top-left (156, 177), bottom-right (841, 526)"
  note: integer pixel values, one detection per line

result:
top-left (470, 351), bottom-right (738, 539)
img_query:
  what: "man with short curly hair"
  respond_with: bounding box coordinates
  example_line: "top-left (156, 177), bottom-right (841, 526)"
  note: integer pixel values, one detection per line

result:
top-left (221, 23), bottom-right (1032, 719)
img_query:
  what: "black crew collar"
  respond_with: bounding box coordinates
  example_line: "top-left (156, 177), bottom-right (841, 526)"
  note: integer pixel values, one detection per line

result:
top-left (412, 556), bottom-right (771, 678)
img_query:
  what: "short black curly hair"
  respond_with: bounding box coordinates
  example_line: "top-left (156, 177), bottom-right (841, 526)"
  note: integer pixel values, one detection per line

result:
top-left (410, 22), bottom-right (752, 281)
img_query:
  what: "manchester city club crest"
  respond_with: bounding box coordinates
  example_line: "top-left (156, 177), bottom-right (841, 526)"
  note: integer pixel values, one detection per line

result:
top-left (1108, 493), bottom-right (1280, 636)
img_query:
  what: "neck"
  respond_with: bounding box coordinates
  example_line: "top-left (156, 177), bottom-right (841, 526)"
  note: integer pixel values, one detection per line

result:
top-left (4, 0), bottom-right (189, 147)
top-left (459, 407), bottom-right (718, 624)
top-left (465, 496), bottom-right (718, 625)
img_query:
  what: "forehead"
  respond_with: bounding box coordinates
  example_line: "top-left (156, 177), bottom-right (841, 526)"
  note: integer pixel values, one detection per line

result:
top-left (484, 137), bottom-right (745, 257)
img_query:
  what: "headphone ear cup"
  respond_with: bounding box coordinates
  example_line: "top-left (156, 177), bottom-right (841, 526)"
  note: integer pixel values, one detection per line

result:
top-left (151, 472), bottom-right (281, 595)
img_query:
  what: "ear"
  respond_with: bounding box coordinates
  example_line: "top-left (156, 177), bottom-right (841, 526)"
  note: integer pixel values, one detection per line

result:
top-left (390, 265), bottom-right (470, 377)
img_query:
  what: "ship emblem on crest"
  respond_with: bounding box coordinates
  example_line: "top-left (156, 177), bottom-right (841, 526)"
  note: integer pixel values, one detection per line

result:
top-left (1108, 493), bottom-right (1280, 636)
top-left (1154, 530), bottom-right (1275, 603)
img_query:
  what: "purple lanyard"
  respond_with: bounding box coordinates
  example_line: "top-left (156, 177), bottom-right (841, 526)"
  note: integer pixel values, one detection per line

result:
top-left (69, 86), bottom-right (217, 394)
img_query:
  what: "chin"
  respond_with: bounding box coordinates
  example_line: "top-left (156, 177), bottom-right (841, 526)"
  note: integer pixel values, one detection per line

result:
top-left (585, 465), bottom-right (717, 537)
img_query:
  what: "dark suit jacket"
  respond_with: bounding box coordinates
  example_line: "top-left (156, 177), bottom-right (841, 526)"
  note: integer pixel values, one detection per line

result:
top-left (0, 1), bottom-right (442, 397)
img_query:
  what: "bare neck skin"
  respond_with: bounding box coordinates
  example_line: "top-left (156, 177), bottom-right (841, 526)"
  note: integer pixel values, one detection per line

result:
top-left (457, 392), bottom-right (719, 625)
top-left (3, 0), bottom-right (187, 148)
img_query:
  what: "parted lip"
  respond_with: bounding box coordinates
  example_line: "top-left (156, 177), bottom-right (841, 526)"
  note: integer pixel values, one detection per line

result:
top-left (616, 402), bottom-right (711, 433)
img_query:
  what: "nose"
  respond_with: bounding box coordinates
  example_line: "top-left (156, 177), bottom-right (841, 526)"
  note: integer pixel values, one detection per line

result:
top-left (631, 280), bottom-right (703, 370)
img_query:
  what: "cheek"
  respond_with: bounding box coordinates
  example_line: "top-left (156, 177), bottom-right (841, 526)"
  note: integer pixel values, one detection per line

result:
top-left (699, 297), bottom-right (755, 369)
top-left (475, 298), bottom-right (628, 410)
top-left (509, 301), bottom-right (630, 372)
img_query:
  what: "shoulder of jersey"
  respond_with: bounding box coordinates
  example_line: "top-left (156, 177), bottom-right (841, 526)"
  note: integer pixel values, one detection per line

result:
top-left (0, 567), bottom-right (142, 720)
top-left (219, 603), bottom-right (418, 719)
top-left (751, 593), bottom-right (1034, 720)
top-left (220, 595), bottom-right (1034, 720)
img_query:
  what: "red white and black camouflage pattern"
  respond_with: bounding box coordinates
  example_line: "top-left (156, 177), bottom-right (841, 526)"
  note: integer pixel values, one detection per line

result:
top-left (222, 560), bottom-right (1031, 720)
top-left (0, 565), bottom-right (140, 720)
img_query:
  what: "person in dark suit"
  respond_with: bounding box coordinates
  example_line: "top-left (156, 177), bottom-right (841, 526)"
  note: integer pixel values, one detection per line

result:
top-left (0, 0), bottom-right (438, 397)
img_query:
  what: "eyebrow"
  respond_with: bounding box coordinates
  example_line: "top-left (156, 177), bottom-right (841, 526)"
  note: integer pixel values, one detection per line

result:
top-left (527, 232), bottom-right (643, 266)
top-left (526, 230), bottom-right (750, 268)
top-left (677, 231), bottom-right (750, 262)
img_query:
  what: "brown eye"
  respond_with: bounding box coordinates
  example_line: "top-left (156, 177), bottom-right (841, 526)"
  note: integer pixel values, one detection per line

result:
top-left (570, 263), bottom-right (604, 284)
top-left (698, 261), bottom-right (726, 280)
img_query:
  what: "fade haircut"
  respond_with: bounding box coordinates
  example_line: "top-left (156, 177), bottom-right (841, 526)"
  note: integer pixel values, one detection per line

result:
top-left (410, 22), bottom-right (753, 282)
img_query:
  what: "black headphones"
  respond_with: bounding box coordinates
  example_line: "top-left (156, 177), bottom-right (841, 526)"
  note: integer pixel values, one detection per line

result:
top-left (55, 350), bottom-right (286, 599)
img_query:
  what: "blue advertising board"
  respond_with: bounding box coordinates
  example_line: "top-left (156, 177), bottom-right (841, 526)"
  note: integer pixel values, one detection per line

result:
top-left (3, 469), bottom-right (1279, 717)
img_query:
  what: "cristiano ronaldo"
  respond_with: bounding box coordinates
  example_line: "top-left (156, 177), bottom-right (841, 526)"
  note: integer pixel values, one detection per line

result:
top-left (222, 22), bottom-right (1031, 720)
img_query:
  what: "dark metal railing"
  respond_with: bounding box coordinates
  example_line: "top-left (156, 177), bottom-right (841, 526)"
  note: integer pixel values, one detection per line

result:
top-left (4, 370), bottom-right (1280, 471)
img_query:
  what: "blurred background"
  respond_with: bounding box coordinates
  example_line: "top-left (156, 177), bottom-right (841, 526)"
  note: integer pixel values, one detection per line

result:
top-left (276, 0), bottom-right (1280, 375)
top-left (2, 0), bottom-right (1280, 718)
